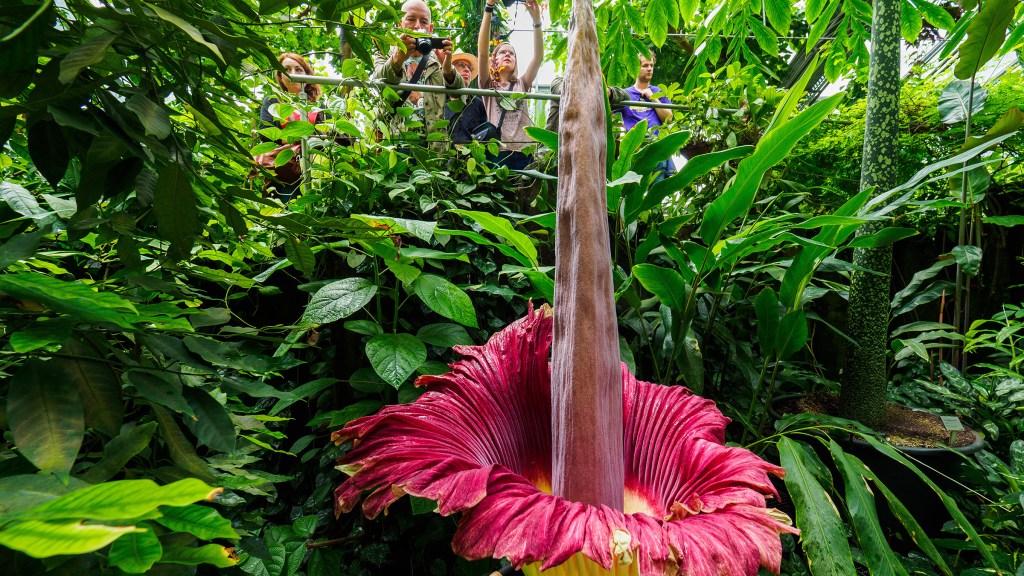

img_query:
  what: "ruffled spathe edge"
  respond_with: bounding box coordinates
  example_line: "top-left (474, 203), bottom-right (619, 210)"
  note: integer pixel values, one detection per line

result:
top-left (334, 305), bottom-right (797, 576)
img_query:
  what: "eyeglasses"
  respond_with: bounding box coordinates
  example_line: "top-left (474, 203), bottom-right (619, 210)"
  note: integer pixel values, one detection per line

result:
top-left (495, 49), bottom-right (516, 57)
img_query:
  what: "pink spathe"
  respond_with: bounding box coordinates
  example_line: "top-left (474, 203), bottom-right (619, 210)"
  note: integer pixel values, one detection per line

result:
top-left (333, 307), bottom-right (797, 576)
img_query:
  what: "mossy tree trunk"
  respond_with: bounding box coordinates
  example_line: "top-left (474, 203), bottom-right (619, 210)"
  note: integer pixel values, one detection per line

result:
top-left (839, 0), bottom-right (901, 429)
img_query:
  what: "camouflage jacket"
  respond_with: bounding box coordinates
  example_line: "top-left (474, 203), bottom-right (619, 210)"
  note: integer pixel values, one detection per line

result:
top-left (373, 49), bottom-right (464, 150)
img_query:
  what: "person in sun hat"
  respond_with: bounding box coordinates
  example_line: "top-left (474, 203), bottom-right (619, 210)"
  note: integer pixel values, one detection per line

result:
top-left (445, 50), bottom-right (487, 145)
top-left (450, 50), bottom-right (479, 85)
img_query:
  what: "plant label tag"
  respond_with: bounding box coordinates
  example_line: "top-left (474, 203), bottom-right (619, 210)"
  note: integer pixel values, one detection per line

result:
top-left (939, 416), bottom-right (964, 432)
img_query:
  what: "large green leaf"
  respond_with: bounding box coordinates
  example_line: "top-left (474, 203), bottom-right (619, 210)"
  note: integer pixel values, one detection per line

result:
top-left (776, 308), bottom-right (808, 359)
top-left (302, 277), bottom-right (377, 325)
top-left (7, 360), bottom-right (84, 475)
top-left (79, 422), bottom-right (159, 484)
top-left (901, 1), bottom-right (924, 43)
top-left (27, 118), bottom-right (69, 187)
top-left (412, 274), bottom-right (478, 328)
top-left (937, 80), bottom-right (987, 124)
top-left (159, 543), bottom-right (239, 568)
top-left (365, 333), bottom-right (427, 389)
top-left (0, 520), bottom-right (138, 558)
top-left (0, 475), bottom-right (87, 517)
top-left (59, 337), bottom-right (124, 437)
top-left (959, 107), bottom-right (1024, 153)
top-left (152, 405), bottom-right (215, 481)
top-left (777, 437), bottom-right (856, 576)
top-left (283, 234), bottom-right (315, 277)
top-left (524, 126), bottom-right (558, 151)
top-left (911, 0), bottom-right (956, 30)
top-left (632, 263), bottom-right (688, 312)
top-left (144, 2), bottom-right (225, 63)
top-left (632, 145), bottom-right (753, 220)
top-left (855, 434), bottom-right (1002, 571)
top-left (954, 0), bottom-right (1019, 79)
top-left (154, 505), bottom-right (238, 540)
top-left (153, 161), bottom-right (198, 258)
top-left (125, 370), bottom-right (194, 416)
top-left (632, 130), bottom-right (691, 176)
top-left (183, 388), bottom-right (236, 453)
top-left (755, 288), bottom-right (780, 356)
top-left (764, 0), bottom-right (792, 34)
top-left (852, 455), bottom-right (952, 575)
top-left (108, 526), bottom-right (163, 574)
top-left (416, 323), bottom-right (473, 348)
top-left (0, 181), bottom-right (53, 224)
top-left (644, 0), bottom-right (675, 46)
top-left (9, 316), bottom-right (74, 352)
top-left (126, 93), bottom-right (172, 139)
top-left (829, 442), bottom-right (909, 576)
top-left (699, 94), bottom-right (842, 245)
top-left (14, 478), bottom-right (219, 522)
top-left (449, 210), bottom-right (537, 267)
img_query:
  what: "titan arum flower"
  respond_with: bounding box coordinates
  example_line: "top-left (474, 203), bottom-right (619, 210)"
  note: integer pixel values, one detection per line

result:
top-left (333, 1), bottom-right (796, 574)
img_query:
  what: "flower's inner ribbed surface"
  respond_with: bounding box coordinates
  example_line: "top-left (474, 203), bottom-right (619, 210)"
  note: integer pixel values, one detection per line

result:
top-left (523, 553), bottom-right (639, 576)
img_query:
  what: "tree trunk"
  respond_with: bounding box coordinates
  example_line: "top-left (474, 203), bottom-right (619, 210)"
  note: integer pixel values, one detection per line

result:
top-left (839, 0), bottom-right (900, 429)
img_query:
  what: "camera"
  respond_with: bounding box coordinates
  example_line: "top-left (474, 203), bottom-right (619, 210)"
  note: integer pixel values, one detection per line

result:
top-left (414, 37), bottom-right (446, 55)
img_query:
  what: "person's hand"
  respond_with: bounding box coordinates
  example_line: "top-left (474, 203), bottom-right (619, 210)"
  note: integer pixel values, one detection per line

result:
top-left (525, 0), bottom-right (541, 23)
top-left (639, 88), bottom-right (655, 100)
top-left (439, 37), bottom-right (455, 75)
top-left (391, 33), bottom-right (419, 69)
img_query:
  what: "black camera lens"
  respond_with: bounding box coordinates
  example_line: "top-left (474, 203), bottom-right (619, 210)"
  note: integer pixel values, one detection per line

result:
top-left (414, 37), bottom-right (445, 54)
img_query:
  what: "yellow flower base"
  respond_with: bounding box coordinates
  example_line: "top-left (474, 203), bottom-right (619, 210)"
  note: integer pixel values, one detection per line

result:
top-left (522, 553), bottom-right (639, 576)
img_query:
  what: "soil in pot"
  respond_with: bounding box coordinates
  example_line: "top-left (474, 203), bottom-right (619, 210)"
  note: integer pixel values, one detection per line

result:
top-left (773, 392), bottom-right (983, 549)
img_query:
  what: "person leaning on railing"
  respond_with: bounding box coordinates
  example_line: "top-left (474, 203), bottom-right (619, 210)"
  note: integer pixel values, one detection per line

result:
top-left (477, 0), bottom-right (544, 170)
top-left (372, 0), bottom-right (463, 150)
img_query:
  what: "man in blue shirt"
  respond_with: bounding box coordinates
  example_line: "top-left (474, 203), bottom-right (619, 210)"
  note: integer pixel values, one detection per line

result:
top-left (619, 52), bottom-right (675, 178)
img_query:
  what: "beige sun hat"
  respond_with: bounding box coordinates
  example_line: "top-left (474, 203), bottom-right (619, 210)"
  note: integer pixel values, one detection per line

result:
top-left (451, 51), bottom-right (478, 81)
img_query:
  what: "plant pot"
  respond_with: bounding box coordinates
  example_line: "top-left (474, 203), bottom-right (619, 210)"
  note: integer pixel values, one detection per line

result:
top-left (768, 393), bottom-right (984, 548)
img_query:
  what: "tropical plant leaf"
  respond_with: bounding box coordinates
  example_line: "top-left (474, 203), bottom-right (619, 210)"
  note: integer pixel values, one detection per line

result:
top-left (302, 278), bottom-right (377, 325)
top-left (108, 526), bottom-right (163, 574)
top-left (126, 93), bottom-right (172, 139)
top-left (699, 94), bottom-right (842, 245)
top-left (144, 2), bottom-right (225, 63)
top-left (159, 543), bottom-right (239, 568)
top-left (126, 370), bottom-right (194, 416)
top-left (14, 478), bottom-right (220, 522)
top-left (776, 308), bottom-right (808, 360)
top-left (449, 210), bottom-right (537, 266)
top-left (79, 422), bottom-right (160, 484)
top-left (26, 118), bottom-right (69, 187)
top-left (154, 505), bottom-right (238, 540)
top-left (829, 442), bottom-right (909, 576)
top-left (59, 337), bottom-right (124, 437)
top-left (959, 107), bottom-right (1024, 153)
top-left (764, 0), bottom-right (792, 34)
top-left (153, 161), bottom-right (198, 257)
top-left (183, 388), bottom-right (237, 453)
top-left (0, 520), bottom-right (138, 558)
top-left (7, 359), bottom-right (84, 475)
top-left (954, 0), bottom-right (1019, 79)
top-left (778, 437), bottom-right (856, 576)
top-left (524, 126), bottom-right (558, 151)
top-left (412, 274), bottom-right (478, 328)
top-left (283, 234), bottom-right (316, 277)
top-left (755, 288), bottom-right (780, 356)
top-left (632, 263), bottom-right (688, 312)
top-left (630, 145), bottom-right (753, 220)
top-left (365, 333), bottom-right (427, 389)
top-left (416, 323), bottom-right (473, 348)
top-left (938, 80), bottom-right (987, 124)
